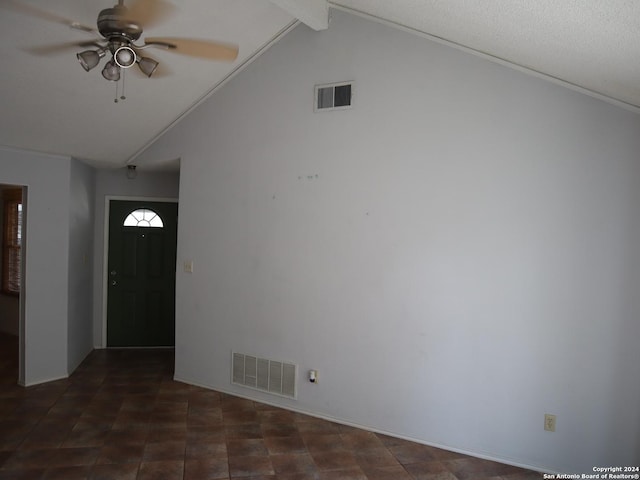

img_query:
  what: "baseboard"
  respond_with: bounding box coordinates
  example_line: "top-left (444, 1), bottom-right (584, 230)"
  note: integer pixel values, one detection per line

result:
top-left (22, 374), bottom-right (69, 388)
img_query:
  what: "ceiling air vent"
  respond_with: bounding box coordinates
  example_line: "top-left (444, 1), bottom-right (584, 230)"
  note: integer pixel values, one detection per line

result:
top-left (315, 81), bottom-right (353, 111)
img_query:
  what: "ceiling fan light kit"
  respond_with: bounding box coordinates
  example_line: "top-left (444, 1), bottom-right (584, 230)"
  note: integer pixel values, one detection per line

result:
top-left (8, 0), bottom-right (239, 102)
top-left (73, 2), bottom-right (158, 89)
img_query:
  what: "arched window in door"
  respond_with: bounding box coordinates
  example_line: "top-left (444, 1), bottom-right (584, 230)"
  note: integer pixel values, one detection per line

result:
top-left (123, 208), bottom-right (164, 228)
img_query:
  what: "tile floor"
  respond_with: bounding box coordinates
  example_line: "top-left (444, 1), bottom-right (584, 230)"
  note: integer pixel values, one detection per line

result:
top-left (0, 332), bottom-right (544, 479)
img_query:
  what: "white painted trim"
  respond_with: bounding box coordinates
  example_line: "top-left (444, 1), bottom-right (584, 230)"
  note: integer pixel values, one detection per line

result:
top-left (101, 195), bottom-right (179, 348)
top-left (22, 374), bottom-right (69, 388)
top-left (127, 20), bottom-right (300, 165)
top-left (328, 3), bottom-right (640, 115)
top-left (18, 185), bottom-right (27, 387)
top-left (174, 375), bottom-right (557, 475)
top-left (270, 0), bottom-right (329, 31)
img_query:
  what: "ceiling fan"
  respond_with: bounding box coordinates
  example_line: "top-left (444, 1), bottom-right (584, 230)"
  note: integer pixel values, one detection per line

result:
top-left (7, 0), bottom-right (239, 86)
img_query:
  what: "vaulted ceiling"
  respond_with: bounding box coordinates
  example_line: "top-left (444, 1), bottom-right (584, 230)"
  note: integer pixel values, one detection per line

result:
top-left (1, 0), bottom-right (638, 171)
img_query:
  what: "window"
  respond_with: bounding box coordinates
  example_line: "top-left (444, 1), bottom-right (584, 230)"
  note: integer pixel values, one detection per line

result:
top-left (123, 208), bottom-right (164, 228)
top-left (2, 188), bottom-right (22, 295)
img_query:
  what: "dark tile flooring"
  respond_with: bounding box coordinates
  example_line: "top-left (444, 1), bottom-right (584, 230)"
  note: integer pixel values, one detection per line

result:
top-left (0, 332), bottom-right (544, 479)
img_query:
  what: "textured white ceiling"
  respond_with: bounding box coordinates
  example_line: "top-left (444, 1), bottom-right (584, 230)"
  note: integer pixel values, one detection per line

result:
top-left (332, 0), bottom-right (640, 109)
top-left (1, 0), bottom-right (638, 170)
top-left (0, 0), bottom-right (295, 169)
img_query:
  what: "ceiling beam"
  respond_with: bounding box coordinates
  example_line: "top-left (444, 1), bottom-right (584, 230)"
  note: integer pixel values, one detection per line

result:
top-left (270, 0), bottom-right (328, 31)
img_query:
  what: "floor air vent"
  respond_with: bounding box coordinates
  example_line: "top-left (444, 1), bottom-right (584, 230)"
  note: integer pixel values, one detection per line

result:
top-left (232, 352), bottom-right (297, 399)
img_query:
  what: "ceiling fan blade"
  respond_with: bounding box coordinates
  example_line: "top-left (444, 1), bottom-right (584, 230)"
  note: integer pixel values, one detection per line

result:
top-left (5, 0), bottom-right (96, 33)
top-left (144, 37), bottom-right (239, 62)
top-left (124, 0), bottom-right (175, 29)
top-left (24, 40), bottom-right (104, 56)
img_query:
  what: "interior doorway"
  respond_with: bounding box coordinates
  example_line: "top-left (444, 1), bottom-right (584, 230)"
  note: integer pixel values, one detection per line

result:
top-left (0, 184), bottom-right (26, 385)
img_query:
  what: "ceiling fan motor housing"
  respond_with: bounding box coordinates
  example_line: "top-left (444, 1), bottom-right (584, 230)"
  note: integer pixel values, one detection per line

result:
top-left (97, 5), bottom-right (142, 42)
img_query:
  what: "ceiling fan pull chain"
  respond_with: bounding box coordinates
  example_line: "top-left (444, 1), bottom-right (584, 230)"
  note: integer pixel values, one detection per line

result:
top-left (114, 71), bottom-right (127, 103)
top-left (121, 69), bottom-right (126, 101)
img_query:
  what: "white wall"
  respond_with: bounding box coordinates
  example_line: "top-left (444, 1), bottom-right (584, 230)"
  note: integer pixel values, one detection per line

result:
top-left (67, 159), bottom-right (95, 373)
top-left (137, 11), bottom-right (640, 473)
top-left (0, 147), bottom-right (71, 385)
top-left (91, 169), bottom-right (179, 347)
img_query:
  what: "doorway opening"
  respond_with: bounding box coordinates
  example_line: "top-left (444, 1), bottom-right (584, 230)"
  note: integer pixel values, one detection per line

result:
top-left (0, 184), bottom-right (26, 385)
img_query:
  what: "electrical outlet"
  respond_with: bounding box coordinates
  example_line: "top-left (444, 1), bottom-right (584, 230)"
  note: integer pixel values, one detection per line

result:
top-left (544, 414), bottom-right (556, 432)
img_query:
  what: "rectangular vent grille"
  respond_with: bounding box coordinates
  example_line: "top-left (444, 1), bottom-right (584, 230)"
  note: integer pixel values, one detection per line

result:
top-left (315, 81), bottom-right (353, 111)
top-left (232, 352), bottom-right (297, 399)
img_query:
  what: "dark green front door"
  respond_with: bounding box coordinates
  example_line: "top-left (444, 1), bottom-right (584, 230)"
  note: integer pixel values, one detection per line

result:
top-left (107, 200), bottom-right (178, 347)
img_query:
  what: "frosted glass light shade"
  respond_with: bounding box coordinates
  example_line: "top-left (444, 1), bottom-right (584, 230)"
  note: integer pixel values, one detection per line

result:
top-left (77, 50), bottom-right (104, 72)
top-left (138, 57), bottom-right (159, 77)
top-left (102, 60), bottom-right (121, 81)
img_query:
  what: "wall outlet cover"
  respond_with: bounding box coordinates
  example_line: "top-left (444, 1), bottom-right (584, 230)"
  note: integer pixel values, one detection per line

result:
top-left (544, 414), bottom-right (556, 432)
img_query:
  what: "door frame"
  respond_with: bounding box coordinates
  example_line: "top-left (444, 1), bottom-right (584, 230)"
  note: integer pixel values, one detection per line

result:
top-left (101, 195), bottom-right (178, 348)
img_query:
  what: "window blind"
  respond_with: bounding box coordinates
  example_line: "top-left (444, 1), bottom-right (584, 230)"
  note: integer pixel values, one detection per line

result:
top-left (2, 189), bottom-right (22, 295)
